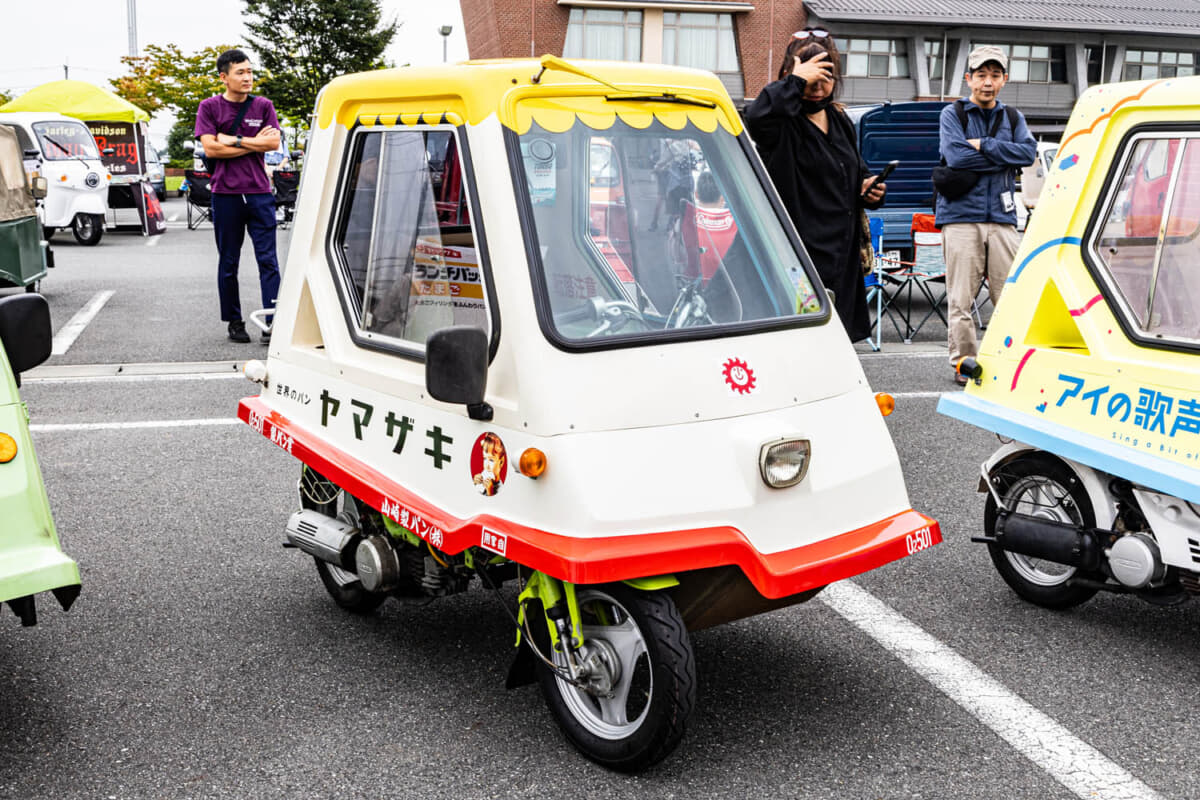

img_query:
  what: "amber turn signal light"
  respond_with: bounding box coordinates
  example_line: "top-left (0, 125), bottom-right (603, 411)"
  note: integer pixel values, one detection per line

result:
top-left (0, 432), bottom-right (17, 463)
top-left (875, 392), bottom-right (895, 417)
top-left (518, 448), bottom-right (547, 478)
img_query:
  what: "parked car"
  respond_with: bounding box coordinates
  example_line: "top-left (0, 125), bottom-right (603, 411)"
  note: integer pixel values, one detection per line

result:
top-left (940, 74), bottom-right (1200, 612)
top-left (236, 56), bottom-right (940, 772)
top-left (144, 140), bottom-right (166, 201)
top-left (0, 111), bottom-right (110, 245)
top-left (0, 123), bottom-right (52, 293)
top-left (0, 293), bottom-right (81, 627)
top-left (1019, 140), bottom-right (1059, 210)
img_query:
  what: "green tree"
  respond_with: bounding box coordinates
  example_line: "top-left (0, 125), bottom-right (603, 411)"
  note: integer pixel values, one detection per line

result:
top-left (243, 0), bottom-right (397, 127)
top-left (111, 43), bottom-right (236, 130)
top-left (166, 120), bottom-right (196, 168)
top-left (0, 90), bottom-right (12, 107)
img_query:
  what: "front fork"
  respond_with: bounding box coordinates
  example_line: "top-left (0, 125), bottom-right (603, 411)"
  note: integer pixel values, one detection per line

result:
top-left (516, 571), bottom-right (586, 677)
top-left (514, 572), bottom-right (679, 689)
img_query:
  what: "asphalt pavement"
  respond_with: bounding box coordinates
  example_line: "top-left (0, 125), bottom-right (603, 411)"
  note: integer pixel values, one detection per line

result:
top-left (1, 197), bottom-right (1195, 799)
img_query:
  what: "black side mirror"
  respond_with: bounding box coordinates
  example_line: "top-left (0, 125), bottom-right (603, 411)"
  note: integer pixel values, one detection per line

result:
top-left (23, 149), bottom-right (40, 159)
top-left (103, 147), bottom-right (115, 156)
top-left (0, 294), bottom-right (53, 379)
top-left (426, 326), bottom-right (492, 421)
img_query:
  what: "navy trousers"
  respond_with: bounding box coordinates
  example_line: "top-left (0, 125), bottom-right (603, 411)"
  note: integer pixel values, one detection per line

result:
top-left (212, 192), bottom-right (280, 322)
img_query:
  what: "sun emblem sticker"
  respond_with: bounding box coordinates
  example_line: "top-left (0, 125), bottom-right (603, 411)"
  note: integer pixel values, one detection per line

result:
top-left (470, 432), bottom-right (508, 496)
top-left (723, 357), bottom-right (756, 394)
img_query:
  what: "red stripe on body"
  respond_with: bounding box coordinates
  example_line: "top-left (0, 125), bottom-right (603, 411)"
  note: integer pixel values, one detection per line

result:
top-left (239, 396), bottom-right (940, 599)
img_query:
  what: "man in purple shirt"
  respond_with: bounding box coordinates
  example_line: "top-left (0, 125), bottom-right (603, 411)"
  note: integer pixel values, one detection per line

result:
top-left (195, 48), bottom-right (282, 343)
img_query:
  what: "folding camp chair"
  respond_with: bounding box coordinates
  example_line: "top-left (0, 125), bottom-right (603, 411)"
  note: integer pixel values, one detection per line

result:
top-left (863, 217), bottom-right (886, 350)
top-left (185, 169), bottom-right (213, 230)
top-left (875, 213), bottom-right (948, 343)
top-left (272, 169), bottom-right (299, 229)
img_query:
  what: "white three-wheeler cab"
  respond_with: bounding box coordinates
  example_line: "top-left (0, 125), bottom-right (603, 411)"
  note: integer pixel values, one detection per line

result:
top-left (940, 75), bottom-right (1200, 611)
top-left (239, 56), bottom-right (940, 771)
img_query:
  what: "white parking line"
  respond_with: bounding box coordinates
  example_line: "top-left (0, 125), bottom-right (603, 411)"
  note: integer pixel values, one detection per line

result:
top-left (51, 290), bottom-right (114, 355)
top-left (30, 418), bottom-right (240, 433)
top-left (820, 581), bottom-right (1163, 800)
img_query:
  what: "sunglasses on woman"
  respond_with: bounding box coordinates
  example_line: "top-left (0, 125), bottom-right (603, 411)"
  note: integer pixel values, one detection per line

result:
top-left (792, 29), bottom-right (831, 40)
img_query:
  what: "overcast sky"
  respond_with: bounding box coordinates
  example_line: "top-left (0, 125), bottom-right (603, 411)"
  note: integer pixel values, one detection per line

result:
top-left (2, 0), bottom-right (468, 144)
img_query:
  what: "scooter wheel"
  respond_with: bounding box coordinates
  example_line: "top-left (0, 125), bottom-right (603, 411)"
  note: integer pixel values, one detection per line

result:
top-left (314, 558), bottom-right (387, 614)
top-left (72, 213), bottom-right (104, 246)
top-left (536, 583), bottom-right (695, 772)
top-left (299, 466), bottom-right (387, 615)
top-left (983, 454), bottom-right (1101, 609)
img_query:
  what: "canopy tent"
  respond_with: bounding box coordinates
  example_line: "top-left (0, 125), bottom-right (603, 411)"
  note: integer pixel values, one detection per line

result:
top-left (0, 80), bottom-right (149, 123)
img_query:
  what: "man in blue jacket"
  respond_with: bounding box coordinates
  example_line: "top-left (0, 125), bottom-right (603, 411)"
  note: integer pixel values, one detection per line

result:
top-left (936, 45), bottom-right (1036, 384)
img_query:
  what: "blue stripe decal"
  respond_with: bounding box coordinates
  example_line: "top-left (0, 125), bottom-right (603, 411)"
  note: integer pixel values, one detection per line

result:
top-left (1006, 236), bottom-right (1081, 284)
top-left (937, 392), bottom-right (1200, 504)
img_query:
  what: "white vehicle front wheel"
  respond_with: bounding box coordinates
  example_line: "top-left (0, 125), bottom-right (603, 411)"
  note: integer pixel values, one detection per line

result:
top-left (536, 584), bottom-right (695, 772)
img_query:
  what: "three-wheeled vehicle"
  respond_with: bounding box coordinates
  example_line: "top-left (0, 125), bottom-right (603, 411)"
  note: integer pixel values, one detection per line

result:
top-left (940, 75), bottom-right (1200, 610)
top-left (0, 292), bottom-right (80, 626)
top-left (239, 57), bottom-right (940, 771)
top-left (0, 111), bottom-right (110, 246)
top-left (0, 124), bottom-right (52, 292)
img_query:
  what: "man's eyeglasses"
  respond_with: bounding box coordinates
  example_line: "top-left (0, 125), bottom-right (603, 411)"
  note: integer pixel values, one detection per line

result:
top-left (792, 29), bottom-right (831, 40)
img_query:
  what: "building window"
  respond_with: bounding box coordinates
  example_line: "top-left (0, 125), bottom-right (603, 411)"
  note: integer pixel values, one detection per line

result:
top-left (974, 43), bottom-right (1066, 83)
top-left (662, 12), bottom-right (739, 73)
top-left (925, 40), bottom-right (943, 81)
top-left (564, 9), bottom-right (643, 61)
top-left (1124, 50), bottom-right (1197, 80)
top-left (837, 39), bottom-right (910, 79)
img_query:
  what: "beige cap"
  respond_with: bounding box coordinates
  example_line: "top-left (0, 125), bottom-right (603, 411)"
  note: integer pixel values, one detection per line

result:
top-left (967, 45), bottom-right (1008, 72)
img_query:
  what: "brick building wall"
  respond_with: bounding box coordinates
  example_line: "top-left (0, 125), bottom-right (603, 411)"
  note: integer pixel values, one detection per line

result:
top-left (737, 2), bottom-right (808, 99)
top-left (461, 0), bottom-right (571, 61)
top-left (460, 0), bottom-right (810, 101)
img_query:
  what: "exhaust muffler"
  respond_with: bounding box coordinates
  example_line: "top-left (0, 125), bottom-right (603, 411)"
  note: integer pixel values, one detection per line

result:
top-left (285, 509), bottom-right (361, 571)
top-left (985, 511), bottom-right (1104, 571)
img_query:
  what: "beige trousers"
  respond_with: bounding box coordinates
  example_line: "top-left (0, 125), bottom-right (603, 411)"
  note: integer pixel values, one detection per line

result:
top-left (941, 222), bottom-right (1019, 366)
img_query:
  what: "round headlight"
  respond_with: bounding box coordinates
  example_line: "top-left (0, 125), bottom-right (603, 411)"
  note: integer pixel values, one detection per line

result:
top-left (759, 438), bottom-right (811, 489)
top-left (85, 172), bottom-right (101, 188)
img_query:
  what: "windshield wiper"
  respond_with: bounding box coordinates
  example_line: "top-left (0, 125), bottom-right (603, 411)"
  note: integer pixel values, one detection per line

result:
top-left (41, 135), bottom-right (98, 168)
top-left (530, 56), bottom-right (717, 110)
top-left (605, 93), bottom-right (716, 109)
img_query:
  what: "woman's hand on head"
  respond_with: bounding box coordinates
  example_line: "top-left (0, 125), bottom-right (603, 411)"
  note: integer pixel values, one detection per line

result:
top-left (791, 52), bottom-right (833, 85)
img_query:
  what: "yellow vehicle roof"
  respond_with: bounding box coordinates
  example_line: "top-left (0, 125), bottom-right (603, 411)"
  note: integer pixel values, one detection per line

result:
top-left (315, 56), bottom-right (743, 136)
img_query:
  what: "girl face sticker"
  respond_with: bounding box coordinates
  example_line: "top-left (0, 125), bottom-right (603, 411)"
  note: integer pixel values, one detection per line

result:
top-left (471, 432), bottom-right (508, 496)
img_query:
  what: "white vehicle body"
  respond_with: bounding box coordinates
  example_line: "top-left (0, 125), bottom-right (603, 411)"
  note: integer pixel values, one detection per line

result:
top-left (238, 58), bottom-right (941, 771)
top-left (0, 112), bottom-right (109, 229)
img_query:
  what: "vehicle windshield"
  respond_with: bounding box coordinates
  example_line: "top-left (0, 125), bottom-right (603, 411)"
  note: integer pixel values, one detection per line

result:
top-left (32, 121), bottom-right (101, 161)
top-left (515, 116), bottom-right (824, 343)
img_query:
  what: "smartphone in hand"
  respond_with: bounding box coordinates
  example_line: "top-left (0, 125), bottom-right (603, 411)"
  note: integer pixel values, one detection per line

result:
top-left (863, 160), bottom-right (899, 196)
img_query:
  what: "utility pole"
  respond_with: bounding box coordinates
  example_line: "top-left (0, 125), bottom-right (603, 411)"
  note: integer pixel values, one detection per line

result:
top-left (127, 0), bottom-right (139, 57)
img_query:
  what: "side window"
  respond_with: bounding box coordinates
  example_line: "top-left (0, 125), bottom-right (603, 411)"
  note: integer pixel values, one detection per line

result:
top-left (2, 124), bottom-right (35, 154)
top-left (1091, 133), bottom-right (1200, 345)
top-left (332, 127), bottom-right (489, 351)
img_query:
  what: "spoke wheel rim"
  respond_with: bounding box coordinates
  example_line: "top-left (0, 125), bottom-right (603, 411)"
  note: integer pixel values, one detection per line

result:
top-left (552, 589), bottom-right (652, 741)
top-left (1005, 474), bottom-right (1081, 587)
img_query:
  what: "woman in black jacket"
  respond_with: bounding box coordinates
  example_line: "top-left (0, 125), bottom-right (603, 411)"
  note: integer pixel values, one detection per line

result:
top-left (746, 30), bottom-right (886, 343)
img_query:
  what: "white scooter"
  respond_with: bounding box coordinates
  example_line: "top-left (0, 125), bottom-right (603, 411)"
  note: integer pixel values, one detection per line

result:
top-left (0, 112), bottom-right (110, 245)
